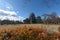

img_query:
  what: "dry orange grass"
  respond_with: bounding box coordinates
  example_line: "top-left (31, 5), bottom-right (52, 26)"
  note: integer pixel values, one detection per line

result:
top-left (0, 24), bottom-right (59, 40)
top-left (0, 26), bottom-right (60, 40)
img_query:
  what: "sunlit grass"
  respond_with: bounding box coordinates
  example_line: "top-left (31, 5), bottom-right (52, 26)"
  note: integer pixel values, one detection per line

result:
top-left (0, 26), bottom-right (59, 40)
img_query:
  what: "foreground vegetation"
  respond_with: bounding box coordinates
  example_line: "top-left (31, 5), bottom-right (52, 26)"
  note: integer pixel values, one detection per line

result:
top-left (0, 26), bottom-right (60, 40)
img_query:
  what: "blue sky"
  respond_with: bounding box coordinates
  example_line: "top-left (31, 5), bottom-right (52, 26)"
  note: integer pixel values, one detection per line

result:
top-left (0, 0), bottom-right (60, 21)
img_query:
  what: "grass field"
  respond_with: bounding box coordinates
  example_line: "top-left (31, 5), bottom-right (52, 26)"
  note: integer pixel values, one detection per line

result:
top-left (0, 24), bottom-right (60, 40)
top-left (0, 24), bottom-right (60, 32)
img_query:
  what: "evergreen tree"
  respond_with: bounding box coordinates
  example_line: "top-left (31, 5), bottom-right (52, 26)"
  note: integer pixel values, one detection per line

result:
top-left (29, 12), bottom-right (36, 24)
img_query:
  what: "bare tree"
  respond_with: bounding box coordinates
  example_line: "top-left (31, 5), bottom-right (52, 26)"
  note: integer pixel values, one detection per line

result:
top-left (49, 12), bottom-right (58, 24)
top-left (42, 14), bottom-right (49, 24)
top-left (42, 12), bottom-right (59, 24)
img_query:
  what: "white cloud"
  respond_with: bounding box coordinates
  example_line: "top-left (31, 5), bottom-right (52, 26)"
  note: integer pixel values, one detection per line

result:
top-left (0, 15), bottom-right (25, 21)
top-left (0, 9), bottom-right (25, 21)
top-left (0, 9), bottom-right (17, 16)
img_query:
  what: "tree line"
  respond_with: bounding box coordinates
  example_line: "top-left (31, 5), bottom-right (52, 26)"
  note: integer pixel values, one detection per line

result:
top-left (0, 12), bottom-right (60, 25)
top-left (23, 12), bottom-right (60, 24)
top-left (0, 20), bottom-right (23, 25)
